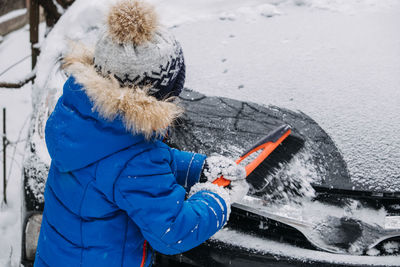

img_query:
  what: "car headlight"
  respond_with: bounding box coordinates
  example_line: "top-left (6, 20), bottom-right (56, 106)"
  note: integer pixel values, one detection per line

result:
top-left (25, 213), bottom-right (42, 261)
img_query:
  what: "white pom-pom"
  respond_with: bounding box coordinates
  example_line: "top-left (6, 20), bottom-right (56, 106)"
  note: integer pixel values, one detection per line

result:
top-left (108, 0), bottom-right (158, 45)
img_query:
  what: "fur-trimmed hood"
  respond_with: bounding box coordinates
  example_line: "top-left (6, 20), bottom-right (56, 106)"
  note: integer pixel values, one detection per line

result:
top-left (62, 43), bottom-right (183, 139)
top-left (45, 43), bottom-right (183, 172)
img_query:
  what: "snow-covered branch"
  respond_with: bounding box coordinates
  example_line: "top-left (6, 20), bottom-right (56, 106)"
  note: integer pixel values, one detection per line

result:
top-left (0, 68), bottom-right (37, 89)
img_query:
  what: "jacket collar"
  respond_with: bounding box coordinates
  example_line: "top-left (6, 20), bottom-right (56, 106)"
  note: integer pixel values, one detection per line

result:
top-left (62, 43), bottom-right (183, 139)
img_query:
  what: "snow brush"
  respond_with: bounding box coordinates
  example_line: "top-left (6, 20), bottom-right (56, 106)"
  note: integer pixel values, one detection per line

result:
top-left (212, 124), bottom-right (291, 187)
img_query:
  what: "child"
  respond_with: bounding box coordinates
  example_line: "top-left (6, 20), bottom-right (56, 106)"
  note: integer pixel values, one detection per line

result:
top-left (34, 1), bottom-right (249, 266)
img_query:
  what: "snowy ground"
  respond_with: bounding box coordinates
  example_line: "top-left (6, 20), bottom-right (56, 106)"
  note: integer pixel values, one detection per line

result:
top-left (0, 26), bottom-right (32, 266)
top-left (0, 0), bottom-right (400, 266)
top-left (0, 23), bottom-right (45, 266)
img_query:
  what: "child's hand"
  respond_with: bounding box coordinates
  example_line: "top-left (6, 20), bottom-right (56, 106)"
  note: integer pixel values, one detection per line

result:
top-left (228, 179), bottom-right (250, 203)
top-left (201, 155), bottom-right (247, 183)
top-left (199, 155), bottom-right (249, 203)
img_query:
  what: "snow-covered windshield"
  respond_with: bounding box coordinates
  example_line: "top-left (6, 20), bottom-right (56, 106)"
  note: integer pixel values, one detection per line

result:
top-left (33, 0), bottom-right (400, 193)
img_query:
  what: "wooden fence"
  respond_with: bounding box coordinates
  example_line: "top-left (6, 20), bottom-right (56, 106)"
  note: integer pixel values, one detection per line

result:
top-left (0, 0), bottom-right (28, 36)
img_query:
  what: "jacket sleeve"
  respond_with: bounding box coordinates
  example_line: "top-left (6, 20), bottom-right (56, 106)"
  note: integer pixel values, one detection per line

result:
top-left (113, 148), bottom-right (230, 255)
top-left (170, 148), bottom-right (206, 189)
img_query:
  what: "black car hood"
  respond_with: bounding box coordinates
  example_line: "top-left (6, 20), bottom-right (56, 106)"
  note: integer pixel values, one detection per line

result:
top-left (167, 89), bottom-right (399, 200)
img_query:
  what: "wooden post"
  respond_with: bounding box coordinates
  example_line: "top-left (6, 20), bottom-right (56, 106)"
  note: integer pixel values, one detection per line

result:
top-left (29, 0), bottom-right (40, 70)
top-left (2, 108), bottom-right (7, 204)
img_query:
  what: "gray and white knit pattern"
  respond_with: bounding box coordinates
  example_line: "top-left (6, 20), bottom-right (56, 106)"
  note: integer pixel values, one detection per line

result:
top-left (94, 27), bottom-right (183, 90)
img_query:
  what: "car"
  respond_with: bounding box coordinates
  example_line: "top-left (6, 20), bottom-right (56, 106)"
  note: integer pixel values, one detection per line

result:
top-left (21, 0), bottom-right (400, 266)
top-left (21, 86), bottom-right (400, 266)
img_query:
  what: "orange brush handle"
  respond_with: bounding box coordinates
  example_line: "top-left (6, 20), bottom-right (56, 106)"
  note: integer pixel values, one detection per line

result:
top-left (212, 176), bottom-right (232, 187)
top-left (212, 129), bottom-right (291, 187)
top-left (239, 129), bottom-right (291, 176)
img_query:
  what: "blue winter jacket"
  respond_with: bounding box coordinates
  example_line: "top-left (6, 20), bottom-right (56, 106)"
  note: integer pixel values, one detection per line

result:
top-left (34, 76), bottom-right (229, 267)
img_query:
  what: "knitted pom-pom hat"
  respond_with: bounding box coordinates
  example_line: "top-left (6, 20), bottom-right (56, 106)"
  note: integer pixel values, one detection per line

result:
top-left (94, 0), bottom-right (185, 99)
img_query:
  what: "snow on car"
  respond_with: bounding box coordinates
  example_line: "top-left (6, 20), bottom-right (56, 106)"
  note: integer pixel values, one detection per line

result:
top-left (17, 0), bottom-right (400, 266)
